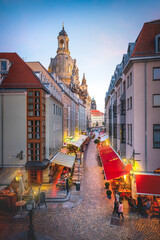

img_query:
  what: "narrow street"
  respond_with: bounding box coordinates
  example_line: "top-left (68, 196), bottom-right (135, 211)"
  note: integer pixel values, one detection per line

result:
top-left (0, 136), bottom-right (160, 240)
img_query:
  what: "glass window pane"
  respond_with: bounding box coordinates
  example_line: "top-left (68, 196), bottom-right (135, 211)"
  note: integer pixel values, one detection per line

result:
top-left (28, 111), bottom-right (33, 116)
top-left (35, 143), bottom-right (40, 148)
top-left (28, 149), bottom-right (34, 154)
top-left (35, 120), bottom-right (40, 126)
top-left (28, 104), bottom-right (33, 110)
top-left (153, 68), bottom-right (160, 80)
top-left (35, 156), bottom-right (40, 161)
top-left (28, 143), bottom-right (34, 148)
top-left (28, 127), bottom-right (33, 133)
top-left (1, 61), bottom-right (7, 70)
top-left (35, 111), bottom-right (40, 116)
top-left (35, 91), bottom-right (40, 96)
top-left (153, 95), bottom-right (160, 106)
top-left (35, 133), bottom-right (40, 139)
top-left (28, 91), bottom-right (33, 96)
top-left (35, 104), bottom-right (40, 109)
top-left (35, 149), bottom-right (40, 155)
top-left (35, 98), bottom-right (40, 103)
top-left (28, 121), bottom-right (33, 126)
top-left (28, 133), bottom-right (33, 139)
top-left (35, 127), bottom-right (40, 132)
top-left (28, 98), bottom-right (33, 103)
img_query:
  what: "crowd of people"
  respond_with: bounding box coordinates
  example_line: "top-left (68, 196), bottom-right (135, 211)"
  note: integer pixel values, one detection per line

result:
top-left (112, 194), bottom-right (152, 220)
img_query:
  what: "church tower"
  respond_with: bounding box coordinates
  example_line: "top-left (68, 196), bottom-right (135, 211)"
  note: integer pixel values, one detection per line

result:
top-left (48, 25), bottom-right (79, 87)
top-left (57, 25), bottom-right (70, 55)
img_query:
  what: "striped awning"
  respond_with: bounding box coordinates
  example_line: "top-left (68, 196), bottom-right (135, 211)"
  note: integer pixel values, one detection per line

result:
top-left (50, 152), bottom-right (75, 168)
top-left (67, 135), bottom-right (88, 148)
top-left (100, 134), bottom-right (109, 142)
top-left (0, 167), bottom-right (20, 186)
top-left (98, 145), bottom-right (131, 180)
top-left (135, 173), bottom-right (160, 196)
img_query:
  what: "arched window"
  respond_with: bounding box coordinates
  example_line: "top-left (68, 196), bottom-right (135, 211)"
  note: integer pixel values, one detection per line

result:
top-left (60, 39), bottom-right (64, 48)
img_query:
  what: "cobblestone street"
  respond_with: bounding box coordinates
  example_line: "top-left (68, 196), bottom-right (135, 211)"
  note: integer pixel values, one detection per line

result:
top-left (0, 137), bottom-right (160, 240)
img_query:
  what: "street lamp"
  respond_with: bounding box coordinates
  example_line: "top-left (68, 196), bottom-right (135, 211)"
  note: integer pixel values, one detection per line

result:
top-left (26, 202), bottom-right (35, 240)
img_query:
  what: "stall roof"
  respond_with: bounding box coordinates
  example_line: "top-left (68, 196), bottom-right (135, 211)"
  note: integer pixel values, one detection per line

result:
top-left (99, 145), bottom-right (131, 180)
top-left (50, 152), bottom-right (75, 168)
top-left (0, 185), bottom-right (8, 191)
top-left (67, 135), bottom-right (88, 148)
top-left (0, 167), bottom-right (20, 186)
top-left (135, 173), bottom-right (160, 196)
top-left (100, 134), bottom-right (109, 142)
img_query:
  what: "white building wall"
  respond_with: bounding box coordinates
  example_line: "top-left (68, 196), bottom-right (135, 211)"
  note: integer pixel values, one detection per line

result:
top-left (126, 65), bottom-right (135, 165)
top-left (146, 61), bottom-right (160, 172)
top-left (0, 93), bottom-right (27, 166)
top-left (46, 95), bottom-right (63, 160)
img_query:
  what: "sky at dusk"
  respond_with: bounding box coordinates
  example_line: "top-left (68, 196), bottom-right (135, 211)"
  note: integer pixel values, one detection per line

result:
top-left (0, 0), bottom-right (160, 112)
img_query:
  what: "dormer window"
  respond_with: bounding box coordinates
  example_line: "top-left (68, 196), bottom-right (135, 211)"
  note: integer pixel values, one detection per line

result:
top-left (1, 61), bottom-right (7, 71)
top-left (0, 59), bottom-right (10, 73)
top-left (155, 34), bottom-right (160, 53)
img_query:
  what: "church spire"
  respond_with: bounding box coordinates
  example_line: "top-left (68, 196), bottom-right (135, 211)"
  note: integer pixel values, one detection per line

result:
top-left (82, 73), bottom-right (86, 84)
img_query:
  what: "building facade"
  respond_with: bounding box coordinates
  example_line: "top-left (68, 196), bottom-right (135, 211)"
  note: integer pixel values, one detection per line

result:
top-left (91, 110), bottom-right (104, 127)
top-left (48, 26), bottom-right (91, 130)
top-left (0, 53), bottom-right (63, 185)
top-left (105, 19), bottom-right (160, 174)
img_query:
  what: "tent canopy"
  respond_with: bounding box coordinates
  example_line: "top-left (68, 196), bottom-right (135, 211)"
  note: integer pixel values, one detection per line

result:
top-left (135, 173), bottom-right (160, 196)
top-left (100, 134), bottom-right (109, 142)
top-left (50, 152), bottom-right (75, 169)
top-left (67, 135), bottom-right (88, 148)
top-left (0, 167), bottom-right (20, 186)
top-left (99, 145), bottom-right (130, 180)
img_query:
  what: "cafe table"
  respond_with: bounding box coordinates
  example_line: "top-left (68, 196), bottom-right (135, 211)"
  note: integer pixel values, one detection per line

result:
top-left (15, 200), bottom-right (26, 207)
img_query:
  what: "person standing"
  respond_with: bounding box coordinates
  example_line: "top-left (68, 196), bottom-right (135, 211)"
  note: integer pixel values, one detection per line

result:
top-left (137, 195), bottom-right (143, 214)
top-left (66, 177), bottom-right (69, 195)
top-left (112, 198), bottom-right (118, 214)
top-left (118, 201), bottom-right (124, 220)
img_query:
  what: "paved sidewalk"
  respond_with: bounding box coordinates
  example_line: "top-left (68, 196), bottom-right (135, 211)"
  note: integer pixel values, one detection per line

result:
top-left (0, 136), bottom-right (160, 240)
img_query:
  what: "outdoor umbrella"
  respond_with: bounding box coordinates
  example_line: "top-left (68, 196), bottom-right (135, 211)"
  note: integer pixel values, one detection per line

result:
top-left (18, 177), bottom-right (25, 212)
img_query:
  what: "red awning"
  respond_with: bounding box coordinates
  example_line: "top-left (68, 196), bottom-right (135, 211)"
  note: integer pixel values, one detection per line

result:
top-left (135, 174), bottom-right (160, 196)
top-left (98, 145), bottom-right (131, 180)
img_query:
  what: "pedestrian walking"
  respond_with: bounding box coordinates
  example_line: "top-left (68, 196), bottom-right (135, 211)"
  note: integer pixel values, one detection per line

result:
top-left (118, 201), bottom-right (124, 220)
top-left (66, 177), bottom-right (69, 195)
top-left (137, 195), bottom-right (143, 214)
top-left (112, 198), bottom-right (118, 214)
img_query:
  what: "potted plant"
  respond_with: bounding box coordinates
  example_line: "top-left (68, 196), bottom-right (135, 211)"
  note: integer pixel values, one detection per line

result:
top-left (94, 139), bottom-right (100, 144)
top-left (106, 189), bottom-right (112, 199)
top-left (105, 181), bottom-right (110, 189)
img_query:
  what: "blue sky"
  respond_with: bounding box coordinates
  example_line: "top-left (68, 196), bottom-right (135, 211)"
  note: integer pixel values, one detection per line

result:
top-left (0, 0), bottom-right (160, 112)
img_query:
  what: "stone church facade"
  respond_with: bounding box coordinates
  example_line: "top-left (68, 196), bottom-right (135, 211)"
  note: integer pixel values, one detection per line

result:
top-left (48, 26), bottom-right (91, 128)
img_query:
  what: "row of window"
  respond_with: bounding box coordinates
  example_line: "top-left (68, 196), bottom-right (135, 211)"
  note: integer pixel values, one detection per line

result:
top-left (109, 123), bottom-right (160, 149)
top-left (53, 104), bottom-right (62, 116)
top-left (110, 94), bottom-right (160, 116)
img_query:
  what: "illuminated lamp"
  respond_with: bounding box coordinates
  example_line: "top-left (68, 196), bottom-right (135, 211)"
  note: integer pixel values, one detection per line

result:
top-left (15, 171), bottom-right (22, 182)
top-left (125, 163), bottom-right (132, 172)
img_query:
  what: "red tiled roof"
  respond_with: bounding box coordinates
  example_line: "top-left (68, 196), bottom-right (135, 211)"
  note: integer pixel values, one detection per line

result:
top-left (0, 53), bottom-right (46, 90)
top-left (132, 19), bottom-right (160, 57)
top-left (91, 110), bottom-right (104, 116)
